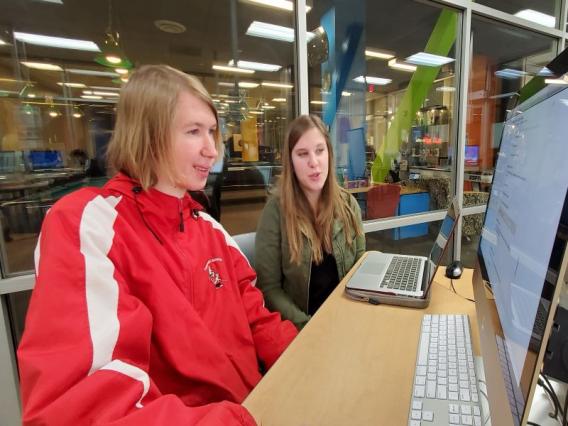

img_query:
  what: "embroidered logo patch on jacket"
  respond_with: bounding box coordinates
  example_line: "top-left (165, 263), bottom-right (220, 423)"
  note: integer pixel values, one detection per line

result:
top-left (204, 258), bottom-right (224, 288)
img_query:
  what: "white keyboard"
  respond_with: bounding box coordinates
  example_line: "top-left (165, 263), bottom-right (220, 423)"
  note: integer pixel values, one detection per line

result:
top-left (409, 314), bottom-right (486, 426)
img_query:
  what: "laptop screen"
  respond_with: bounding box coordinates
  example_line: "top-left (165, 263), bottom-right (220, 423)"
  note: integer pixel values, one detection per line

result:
top-left (424, 199), bottom-right (460, 293)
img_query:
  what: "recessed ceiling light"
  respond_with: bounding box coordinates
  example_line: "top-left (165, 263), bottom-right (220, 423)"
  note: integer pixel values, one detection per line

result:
top-left (436, 86), bottom-right (456, 92)
top-left (14, 31), bottom-right (100, 51)
top-left (240, 0), bottom-right (311, 12)
top-left (21, 61), bottom-right (63, 71)
top-left (217, 81), bottom-right (259, 88)
top-left (67, 68), bottom-right (119, 77)
top-left (406, 52), bottom-right (454, 67)
top-left (388, 58), bottom-right (416, 72)
top-left (310, 100), bottom-right (326, 105)
top-left (57, 82), bottom-right (86, 88)
top-left (365, 49), bottom-right (394, 60)
top-left (27, 93), bottom-right (37, 98)
top-left (495, 68), bottom-right (527, 79)
top-left (514, 9), bottom-right (556, 27)
top-left (114, 68), bottom-right (129, 75)
top-left (353, 75), bottom-right (392, 85)
top-left (537, 67), bottom-right (554, 77)
top-left (228, 59), bottom-right (281, 72)
top-left (212, 64), bottom-right (255, 74)
top-left (272, 97), bottom-right (286, 102)
top-left (35, 0), bottom-right (63, 4)
top-left (342, 91), bottom-right (352, 96)
top-left (262, 105), bottom-right (276, 109)
top-left (246, 21), bottom-right (315, 43)
top-left (81, 95), bottom-right (103, 99)
top-left (90, 86), bottom-right (121, 91)
top-left (250, 110), bottom-right (264, 114)
top-left (106, 55), bottom-right (122, 64)
top-left (261, 81), bottom-right (293, 89)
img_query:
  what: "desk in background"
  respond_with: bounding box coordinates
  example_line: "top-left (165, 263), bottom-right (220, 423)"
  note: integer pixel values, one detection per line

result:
top-left (243, 256), bottom-right (479, 425)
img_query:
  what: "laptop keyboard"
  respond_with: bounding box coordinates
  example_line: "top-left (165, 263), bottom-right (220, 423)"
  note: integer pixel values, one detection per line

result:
top-left (380, 256), bottom-right (421, 292)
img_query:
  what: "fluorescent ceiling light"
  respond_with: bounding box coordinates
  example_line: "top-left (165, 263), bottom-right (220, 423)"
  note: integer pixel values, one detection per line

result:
top-left (310, 100), bottom-right (326, 105)
top-left (212, 64), bottom-right (254, 74)
top-left (495, 68), bottom-right (527, 79)
top-left (262, 105), bottom-right (276, 109)
top-left (90, 85), bottom-right (121, 91)
top-left (57, 82), bottom-right (86, 88)
top-left (67, 68), bottom-right (119, 77)
top-left (514, 9), bottom-right (556, 28)
top-left (435, 86), bottom-right (455, 92)
top-left (545, 78), bottom-right (568, 85)
top-left (537, 67), bottom-right (554, 77)
top-left (114, 68), bottom-right (129, 75)
top-left (262, 81), bottom-right (293, 89)
top-left (93, 91), bottom-right (120, 96)
top-left (250, 110), bottom-right (264, 114)
top-left (0, 39), bottom-right (7, 46)
top-left (272, 97), bottom-right (286, 102)
top-left (342, 91), bottom-right (352, 96)
top-left (246, 21), bottom-right (315, 43)
top-left (406, 52), bottom-right (454, 67)
top-left (240, 0), bottom-right (311, 12)
top-left (228, 59), bottom-right (281, 72)
top-left (365, 49), bottom-right (394, 60)
top-left (218, 81), bottom-right (259, 88)
top-left (81, 95), bottom-right (102, 99)
top-left (21, 61), bottom-right (62, 71)
top-left (388, 58), bottom-right (416, 72)
top-left (353, 75), bottom-right (392, 85)
top-left (14, 31), bottom-right (100, 52)
top-left (27, 93), bottom-right (37, 98)
top-left (36, 0), bottom-right (63, 4)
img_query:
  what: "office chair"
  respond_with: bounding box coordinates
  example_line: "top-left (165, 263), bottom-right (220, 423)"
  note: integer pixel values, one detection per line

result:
top-left (232, 232), bottom-right (256, 267)
top-left (366, 184), bottom-right (401, 219)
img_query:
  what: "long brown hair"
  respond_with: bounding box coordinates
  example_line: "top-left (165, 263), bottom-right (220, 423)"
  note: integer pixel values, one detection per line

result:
top-left (107, 65), bottom-right (222, 189)
top-left (280, 115), bottom-right (362, 264)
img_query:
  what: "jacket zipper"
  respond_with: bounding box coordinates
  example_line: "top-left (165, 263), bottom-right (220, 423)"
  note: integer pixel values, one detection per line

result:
top-left (178, 199), bottom-right (185, 232)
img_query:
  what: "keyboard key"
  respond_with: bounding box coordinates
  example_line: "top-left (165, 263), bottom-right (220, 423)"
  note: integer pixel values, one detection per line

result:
top-left (422, 411), bottom-right (434, 421)
top-left (414, 385), bottom-right (425, 398)
top-left (437, 385), bottom-right (447, 400)
top-left (427, 381), bottom-right (436, 398)
top-left (460, 389), bottom-right (471, 402)
top-left (415, 376), bottom-right (426, 385)
top-left (461, 405), bottom-right (472, 415)
top-left (473, 406), bottom-right (480, 416)
top-left (462, 414), bottom-right (473, 425)
top-left (411, 410), bottom-right (421, 420)
top-left (449, 413), bottom-right (461, 424)
top-left (474, 415), bottom-right (482, 426)
top-left (412, 400), bottom-right (422, 410)
top-left (449, 404), bottom-right (459, 414)
top-left (410, 420), bottom-right (421, 426)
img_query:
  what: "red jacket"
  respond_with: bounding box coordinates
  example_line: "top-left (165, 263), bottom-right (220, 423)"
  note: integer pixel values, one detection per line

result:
top-left (18, 173), bottom-right (297, 425)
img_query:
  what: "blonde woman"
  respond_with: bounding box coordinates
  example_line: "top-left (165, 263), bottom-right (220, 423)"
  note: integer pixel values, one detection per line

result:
top-left (255, 115), bottom-right (365, 329)
top-left (17, 65), bottom-right (297, 425)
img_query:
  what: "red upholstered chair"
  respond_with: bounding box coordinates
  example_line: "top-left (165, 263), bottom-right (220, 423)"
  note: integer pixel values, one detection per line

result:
top-left (366, 184), bottom-right (401, 219)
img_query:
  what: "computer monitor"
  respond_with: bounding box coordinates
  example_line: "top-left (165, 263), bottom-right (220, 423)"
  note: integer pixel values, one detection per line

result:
top-left (473, 83), bottom-right (568, 425)
top-left (346, 127), bottom-right (366, 180)
top-left (27, 150), bottom-right (64, 170)
top-left (464, 145), bottom-right (479, 166)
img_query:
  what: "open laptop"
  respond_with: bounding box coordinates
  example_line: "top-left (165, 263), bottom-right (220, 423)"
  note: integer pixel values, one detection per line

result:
top-left (345, 197), bottom-right (460, 308)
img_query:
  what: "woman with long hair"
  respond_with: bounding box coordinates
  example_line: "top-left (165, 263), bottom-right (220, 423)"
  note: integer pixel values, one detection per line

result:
top-left (255, 115), bottom-right (365, 329)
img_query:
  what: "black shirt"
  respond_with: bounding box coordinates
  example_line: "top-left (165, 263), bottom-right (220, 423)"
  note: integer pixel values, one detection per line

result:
top-left (308, 251), bottom-right (340, 316)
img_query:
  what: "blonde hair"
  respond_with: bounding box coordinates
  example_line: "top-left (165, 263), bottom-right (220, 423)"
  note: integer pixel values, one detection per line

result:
top-left (280, 115), bottom-right (363, 264)
top-left (107, 64), bottom-right (221, 189)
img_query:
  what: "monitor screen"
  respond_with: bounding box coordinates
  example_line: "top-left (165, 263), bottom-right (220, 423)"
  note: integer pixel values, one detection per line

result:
top-left (27, 150), bottom-right (64, 170)
top-left (477, 85), bottom-right (568, 425)
top-left (346, 127), bottom-right (366, 180)
top-left (464, 145), bottom-right (479, 166)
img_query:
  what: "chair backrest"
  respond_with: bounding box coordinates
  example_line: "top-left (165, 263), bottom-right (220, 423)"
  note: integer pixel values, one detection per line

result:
top-left (366, 184), bottom-right (401, 219)
top-left (232, 232), bottom-right (256, 266)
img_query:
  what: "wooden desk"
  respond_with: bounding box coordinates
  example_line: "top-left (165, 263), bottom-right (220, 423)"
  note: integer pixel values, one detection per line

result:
top-left (243, 258), bottom-right (478, 425)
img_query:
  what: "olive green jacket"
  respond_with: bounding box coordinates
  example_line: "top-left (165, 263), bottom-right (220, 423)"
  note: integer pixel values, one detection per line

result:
top-left (255, 194), bottom-right (365, 329)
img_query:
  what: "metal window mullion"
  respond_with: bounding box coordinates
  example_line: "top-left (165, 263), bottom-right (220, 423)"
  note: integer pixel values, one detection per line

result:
top-left (452, 6), bottom-right (472, 262)
top-left (363, 210), bottom-right (449, 233)
top-left (0, 296), bottom-right (22, 424)
top-left (294, 0), bottom-right (309, 115)
top-left (561, 0), bottom-right (568, 50)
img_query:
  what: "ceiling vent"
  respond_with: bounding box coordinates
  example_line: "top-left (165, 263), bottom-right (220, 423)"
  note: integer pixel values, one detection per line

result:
top-left (154, 20), bottom-right (186, 34)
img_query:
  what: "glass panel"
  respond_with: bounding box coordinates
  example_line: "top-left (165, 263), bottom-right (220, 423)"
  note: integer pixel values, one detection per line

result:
top-left (306, 0), bottom-right (460, 222)
top-left (366, 219), bottom-right (453, 266)
top-left (0, 0), bottom-right (297, 274)
top-left (473, 0), bottom-right (561, 30)
top-left (461, 17), bottom-right (557, 264)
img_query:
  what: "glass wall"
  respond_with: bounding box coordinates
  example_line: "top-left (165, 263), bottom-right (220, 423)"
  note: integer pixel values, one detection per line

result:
top-left (474, 0), bottom-right (562, 30)
top-left (460, 16), bottom-right (558, 267)
top-left (306, 0), bottom-right (459, 231)
top-left (0, 0), bottom-right (298, 277)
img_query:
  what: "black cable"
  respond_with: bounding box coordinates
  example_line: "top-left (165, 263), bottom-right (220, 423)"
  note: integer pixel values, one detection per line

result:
top-left (527, 422), bottom-right (541, 426)
top-left (450, 278), bottom-right (475, 303)
top-left (540, 374), bottom-right (564, 419)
